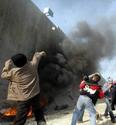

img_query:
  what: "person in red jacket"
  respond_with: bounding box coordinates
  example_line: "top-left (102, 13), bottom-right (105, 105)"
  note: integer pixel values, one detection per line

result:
top-left (71, 73), bottom-right (105, 125)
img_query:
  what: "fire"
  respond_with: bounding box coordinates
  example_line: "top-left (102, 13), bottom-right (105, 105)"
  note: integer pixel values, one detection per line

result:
top-left (4, 107), bottom-right (16, 116)
top-left (2, 96), bottom-right (48, 118)
top-left (3, 107), bottom-right (32, 117)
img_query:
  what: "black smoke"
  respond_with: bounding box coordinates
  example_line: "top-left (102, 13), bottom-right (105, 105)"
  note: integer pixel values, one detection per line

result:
top-left (0, 0), bottom-right (116, 109)
top-left (37, 20), bottom-right (116, 105)
top-left (62, 21), bottom-right (116, 75)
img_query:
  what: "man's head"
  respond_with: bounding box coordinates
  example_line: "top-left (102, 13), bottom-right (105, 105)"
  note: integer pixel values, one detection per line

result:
top-left (11, 53), bottom-right (27, 67)
top-left (89, 73), bottom-right (101, 83)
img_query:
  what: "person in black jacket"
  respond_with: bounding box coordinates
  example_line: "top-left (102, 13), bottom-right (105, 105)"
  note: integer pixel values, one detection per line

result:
top-left (111, 82), bottom-right (116, 111)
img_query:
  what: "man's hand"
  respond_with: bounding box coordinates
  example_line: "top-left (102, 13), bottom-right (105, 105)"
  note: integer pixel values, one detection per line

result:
top-left (40, 51), bottom-right (46, 56)
top-left (108, 83), bottom-right (113, 89)
top-left (1, 59), bottom-right (13, 79)
top-left (32, 51), bottom-right (47, 66)
top-left (5, 59), bottom-right (13, 68)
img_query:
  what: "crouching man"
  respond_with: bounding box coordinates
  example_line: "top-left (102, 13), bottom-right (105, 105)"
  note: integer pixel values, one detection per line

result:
top-left (71, 73), bottom-right (107, 125)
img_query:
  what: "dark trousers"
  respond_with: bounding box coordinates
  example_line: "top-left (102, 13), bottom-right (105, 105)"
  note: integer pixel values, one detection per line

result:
top-left (13, 94), bottom-right (45, 125)
top-left (111, 86), bottom-right (116, 110)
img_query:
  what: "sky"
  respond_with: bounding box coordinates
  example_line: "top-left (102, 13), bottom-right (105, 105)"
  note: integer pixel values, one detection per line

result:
top-left (32, 0), bottom-right (116, 80)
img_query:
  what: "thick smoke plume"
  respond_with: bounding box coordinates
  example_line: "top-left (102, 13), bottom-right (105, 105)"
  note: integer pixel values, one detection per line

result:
top-left (0, 0), bottom-right (116, 109)
top-left (38, 20), bottom-right (116, 105)
top-left (61, 21), bottom-right (116, 76)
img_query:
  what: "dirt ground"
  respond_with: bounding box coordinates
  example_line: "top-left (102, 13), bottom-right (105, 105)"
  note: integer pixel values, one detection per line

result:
top-left (0, 102), bottom-right (116, 125)
top-left (46, 103), bottom-right (116, 125)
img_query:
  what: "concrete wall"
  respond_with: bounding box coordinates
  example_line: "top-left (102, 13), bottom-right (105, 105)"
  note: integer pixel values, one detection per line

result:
top-left (0, 0), bottom-right (66, 103)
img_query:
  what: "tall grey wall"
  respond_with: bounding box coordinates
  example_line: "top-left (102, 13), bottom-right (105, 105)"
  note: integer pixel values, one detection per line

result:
top-left (0, 0), bottom-right (66, 103)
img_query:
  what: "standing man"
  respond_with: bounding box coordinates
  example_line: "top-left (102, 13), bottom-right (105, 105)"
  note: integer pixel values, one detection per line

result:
top-left (103, 77), bottom-right (116, 123)
top-left (1, 51), bottom-right (46, 125)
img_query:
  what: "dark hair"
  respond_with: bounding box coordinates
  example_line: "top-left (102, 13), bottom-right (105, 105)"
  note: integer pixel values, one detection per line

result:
top-left (11, 53), bottom-right (27, 67)
top-left (83, 75), bottom-right (89, 82)
top-left (92, 74), bottom-right (101, 82)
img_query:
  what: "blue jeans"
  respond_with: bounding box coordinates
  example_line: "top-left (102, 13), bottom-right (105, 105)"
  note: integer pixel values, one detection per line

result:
top-left (105, 97), bottom-right (112, 114)
top-left (71, 95), bottom-right (96, 125)
top-left (78, 106), bottom-right (84, 121)
top-left (104, 97), bottom-right (115, 120)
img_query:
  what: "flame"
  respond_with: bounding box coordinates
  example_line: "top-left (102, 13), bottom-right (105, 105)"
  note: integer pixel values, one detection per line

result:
top-left (2, 96), bottom-right (48, 118)
top-left (3, 107), bottom-right (32, 117)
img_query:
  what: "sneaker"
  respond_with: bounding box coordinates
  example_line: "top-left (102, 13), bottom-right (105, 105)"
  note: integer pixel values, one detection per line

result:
top-left (111, 119), bottom-right (116, 123)
top-left (78, 120), bottom-right (83, 123)
top-left (104, 113), bottom-right (108, 118)
top-left (96, 113), bottom-right (100, 120)
top-left (37, 121), bottom-right (46, 125)
top-left (111, 106), bottom-right (115, 110)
